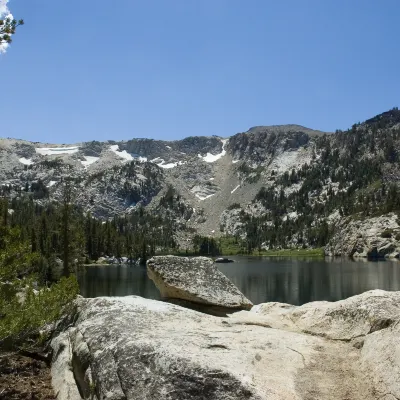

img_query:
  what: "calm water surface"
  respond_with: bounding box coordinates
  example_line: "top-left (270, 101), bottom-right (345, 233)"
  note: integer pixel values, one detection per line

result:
top-left (77, 257), bottom-right (400, 305)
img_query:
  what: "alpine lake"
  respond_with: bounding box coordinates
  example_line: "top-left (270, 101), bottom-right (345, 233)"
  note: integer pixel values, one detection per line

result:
top-left (77, 256), bottom-right (400, 306)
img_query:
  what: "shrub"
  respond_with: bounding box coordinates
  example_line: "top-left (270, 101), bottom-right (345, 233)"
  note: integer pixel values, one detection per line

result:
top-left (0, 226), bottom-right (79, 350)
top-left (0, 276), bottom-right (79, 348)
top-left (381, 229), bottom-right (393, 238)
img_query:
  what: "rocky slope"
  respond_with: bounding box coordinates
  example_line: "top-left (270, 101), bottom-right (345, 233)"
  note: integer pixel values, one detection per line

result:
top-left (3, 108), bottom-right (400, 256)
top-left (0, 124), bottom-right (324, 229)
top-left (326, 213), bottom-right (400, 258)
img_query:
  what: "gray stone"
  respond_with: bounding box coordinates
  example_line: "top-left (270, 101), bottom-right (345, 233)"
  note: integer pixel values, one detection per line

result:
top-left (249, 289), bottom-right (400, 341)
top-left (361, 320), bottom-right (400, 398)
top-left (326, 214), bottom-right (400, 258)
top-left (50, 291), bottom-right (400, 400)
top-left (147, 255), bottom-right (253, 311)
top-left (51, 331), bottom-right (82, 400)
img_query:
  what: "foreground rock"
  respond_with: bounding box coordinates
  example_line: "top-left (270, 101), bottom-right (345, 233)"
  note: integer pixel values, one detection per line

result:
top-left (147, 255), bottom-right (253, 311)
top-left (51, 290), bottom-right (400, 400)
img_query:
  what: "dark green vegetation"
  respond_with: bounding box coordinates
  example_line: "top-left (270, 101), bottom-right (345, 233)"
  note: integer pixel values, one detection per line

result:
top-left (0, 16), bottom-right (24, 45)
top-left (211, 236), bottom-right (324, 257)
top-left (174, 235), bottom-right (324, 257)
top-left (239, 108), bottom-right (400, 253)
top-left (1, 195), bottom-right (178, 266)
top-left (0, 200), bottom-right (78, 354)
top-left (0, 183), bottom-right (181, 354)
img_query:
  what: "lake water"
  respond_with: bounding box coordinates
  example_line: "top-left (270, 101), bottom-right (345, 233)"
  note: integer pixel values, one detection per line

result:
top-left (77, 256), bottom-right (400, 306)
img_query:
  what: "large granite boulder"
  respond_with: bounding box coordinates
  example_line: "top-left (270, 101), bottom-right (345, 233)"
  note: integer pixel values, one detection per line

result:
top-left (249, 289), bottom-right (400, 341)
top-left (51, 290), bottom-right (400, 400)
top-left (147, 256), bottom-right (253, 311)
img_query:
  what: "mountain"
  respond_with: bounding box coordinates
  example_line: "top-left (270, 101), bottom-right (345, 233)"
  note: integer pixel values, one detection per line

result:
top-left (2, 108), bottom-right (400, 258)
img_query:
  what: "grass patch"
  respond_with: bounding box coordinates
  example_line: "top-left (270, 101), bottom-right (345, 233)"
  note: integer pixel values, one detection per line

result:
top-left (156, 238), bottom-right (325, 258)
top-left (218, 236), bottom-right (246, 255)
top-left (253, 248), bottom-right (325, 257)
top-left (218, 237), bottom-right (325, 257)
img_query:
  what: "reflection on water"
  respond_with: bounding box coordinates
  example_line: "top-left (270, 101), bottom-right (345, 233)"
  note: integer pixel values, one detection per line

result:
top-left (78, 257), bottom-right (400, 306)
top-left (77, 264), bottom-right (161, 300)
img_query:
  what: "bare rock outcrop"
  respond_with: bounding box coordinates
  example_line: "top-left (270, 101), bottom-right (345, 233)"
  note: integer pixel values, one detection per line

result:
top-left (325, 213), bottom-right (400, 258)
top-left (147, 255), bottom-right (253, 311)
top-left (50, 290), bottom-right (400, 400)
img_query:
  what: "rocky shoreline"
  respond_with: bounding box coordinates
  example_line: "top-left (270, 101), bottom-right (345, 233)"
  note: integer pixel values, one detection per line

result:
top-left (46, 256), bottom-right (400, 400)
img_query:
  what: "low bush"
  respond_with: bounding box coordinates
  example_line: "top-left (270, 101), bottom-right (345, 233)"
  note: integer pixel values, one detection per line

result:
top-left (381, 229), bottom-right (393, 238)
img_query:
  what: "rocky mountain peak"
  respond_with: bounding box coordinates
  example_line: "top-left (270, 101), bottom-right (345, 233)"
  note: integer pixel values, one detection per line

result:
top-left (246, 124), bottom-right (329, 136)
top-left (2, 108), bottom-right (400, 257)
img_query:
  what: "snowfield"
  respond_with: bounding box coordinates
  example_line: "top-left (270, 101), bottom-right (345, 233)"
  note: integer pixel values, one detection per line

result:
top-left (81, 156), bottom-right (99, 167)
top-left (195, 193), bottom-right (216, 200)
top-left (198, 139), bottom-right (228, 163)
top-left (190, 184), bottom-right (218, 201)
top-left (150, 157), bottom-right (184, 169)
top-left (19, 157), bottom-right (34, 165)
top-left (110, 145), bottom-right (147, 162)
top-left (36, 146), bottom-right (79, 156)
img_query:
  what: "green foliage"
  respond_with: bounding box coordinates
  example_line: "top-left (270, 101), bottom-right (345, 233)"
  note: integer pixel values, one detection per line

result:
top-left (0, 203), bottom-right (79, 350)
top-left (1, 185), bottom-right (178, 266)
top-left (192, 235), bottom-right (221, 256)
top-left (381, 229), bottom-right (393, 239)
top-left (0, 276), bottom-right (79, 348)
top-left (238, 111), bottom-right (400, 252)
top-left (0, 226), bottom-right (38, 282)
top-left (218, 236), bottom-right (246, 255)
top-left (0, 17), bottom-right (24, 45)
top-left (254, 248), bottom-right (324, 257)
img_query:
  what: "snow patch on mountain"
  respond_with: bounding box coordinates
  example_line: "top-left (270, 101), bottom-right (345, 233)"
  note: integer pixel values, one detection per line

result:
top-left (195, 193), bottom-right (215, 200)
top-left (190, 184), bottom-right (218, 201)
top-left (198, 139), bottom-right (228, 163)
top-left (36, 146), bottom-right (79, 156)
top-left (110, 145), bottom-right (147, 162)
top-left (231, 185), bottom-right (240, 194)
top-left (19, 157), bottom-right (34, 165)
top-left (81, 156), bottom-right (99, 167)
top-left (151, 157), bottom-right (184, 169)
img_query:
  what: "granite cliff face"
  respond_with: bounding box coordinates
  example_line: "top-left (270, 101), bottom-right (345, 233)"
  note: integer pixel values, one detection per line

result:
top-left (3, 108), bottom-right (400, 256)
top-left (325, 213), bottom-right (400, 258)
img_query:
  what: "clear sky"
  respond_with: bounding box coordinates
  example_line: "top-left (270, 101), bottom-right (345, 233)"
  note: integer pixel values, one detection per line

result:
top-left (1, 0), bottom-right (399, 143)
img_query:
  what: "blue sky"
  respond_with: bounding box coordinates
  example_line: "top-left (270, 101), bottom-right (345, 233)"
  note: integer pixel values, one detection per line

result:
top-left (1, 0), bottom-right (399, 143)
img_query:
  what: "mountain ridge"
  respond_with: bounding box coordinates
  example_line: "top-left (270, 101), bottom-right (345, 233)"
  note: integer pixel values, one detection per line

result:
top-left (2, 108), bottom-right (400, 257)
